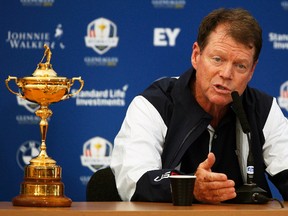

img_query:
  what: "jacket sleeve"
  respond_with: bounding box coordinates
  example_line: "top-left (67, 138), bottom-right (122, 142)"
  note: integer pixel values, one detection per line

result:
top-left (131, 169), bottom-right (173, 202)
top-left (110, 96), bottom-right (168, 201)
top-left (263, 98), bottom-right (288, 200)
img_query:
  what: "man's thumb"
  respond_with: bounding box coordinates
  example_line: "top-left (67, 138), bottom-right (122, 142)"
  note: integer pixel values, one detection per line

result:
top-left (199, 152), bottom-right (216, 170)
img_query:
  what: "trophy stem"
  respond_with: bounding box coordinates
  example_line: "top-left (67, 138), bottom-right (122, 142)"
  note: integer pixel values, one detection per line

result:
top-left (36, 106), bottom-right (52, 159)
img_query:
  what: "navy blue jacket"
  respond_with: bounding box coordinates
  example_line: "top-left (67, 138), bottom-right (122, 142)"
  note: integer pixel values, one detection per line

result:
top-left (131, 68), bottom-right (288, 202)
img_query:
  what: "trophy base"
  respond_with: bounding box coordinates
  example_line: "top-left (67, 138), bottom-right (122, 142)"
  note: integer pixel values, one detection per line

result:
top-left (12, 195), bottom-right (72, 207)
top-left (13, 156), bottom-right (72, 207)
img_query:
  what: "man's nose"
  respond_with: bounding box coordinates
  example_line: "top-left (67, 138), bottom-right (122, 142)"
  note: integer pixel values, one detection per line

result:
top-left (219, 63), bottom-right (233, 79)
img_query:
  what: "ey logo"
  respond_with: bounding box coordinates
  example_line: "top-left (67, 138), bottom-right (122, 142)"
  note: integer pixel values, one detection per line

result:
top-left (153, 28), bottom-right (181, 46)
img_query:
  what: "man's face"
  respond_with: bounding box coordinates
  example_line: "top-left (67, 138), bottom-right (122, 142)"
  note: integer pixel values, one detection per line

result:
top-left (191, 24), bottom-right (257, 108)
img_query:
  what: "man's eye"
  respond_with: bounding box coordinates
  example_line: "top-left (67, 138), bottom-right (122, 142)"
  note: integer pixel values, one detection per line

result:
top-left (212, 57), bottom-right (222, 62)
top-left (238, 64), bottom-right (246, 69)
top-left (236, 64), bottom-right (247, 71)
top-left (235, 63), bottom-right (248, 73)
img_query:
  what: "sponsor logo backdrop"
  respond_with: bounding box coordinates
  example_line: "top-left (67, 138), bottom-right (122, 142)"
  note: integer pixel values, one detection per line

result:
top-left (0, 0), bottom-right (287, 201)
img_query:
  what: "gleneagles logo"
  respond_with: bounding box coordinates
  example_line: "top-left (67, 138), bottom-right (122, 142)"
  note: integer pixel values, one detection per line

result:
top-left (17, 97), bottom-right (39, 113)
top-left (84, 17), bottom-right (119, 55)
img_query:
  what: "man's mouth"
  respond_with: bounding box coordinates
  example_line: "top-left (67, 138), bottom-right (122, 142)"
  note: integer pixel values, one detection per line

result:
top-left (214, 84), bottom-right (231, 93)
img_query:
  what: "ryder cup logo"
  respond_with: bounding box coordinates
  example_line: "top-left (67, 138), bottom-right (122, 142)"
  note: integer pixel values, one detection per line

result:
top-left (278, 81), bottom-right (288, 111)
top-left (84, 18), bottom-right (119, 55)
top-left (80, 136), bottom-right (113, 172)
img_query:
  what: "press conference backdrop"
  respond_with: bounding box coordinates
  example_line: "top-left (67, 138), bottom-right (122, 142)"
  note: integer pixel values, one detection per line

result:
top-left (0, 0), bottom-right (288, 202)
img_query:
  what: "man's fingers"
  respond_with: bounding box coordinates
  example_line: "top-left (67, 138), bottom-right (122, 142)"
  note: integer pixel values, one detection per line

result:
top-left (203, 179), bottom-right (235, 190)
top-left (203, 172), bottom-right (229, 182)
top-left (211, 187), bottom-right (237, 202)
top-left (194, 180), bottom-right (236, 203)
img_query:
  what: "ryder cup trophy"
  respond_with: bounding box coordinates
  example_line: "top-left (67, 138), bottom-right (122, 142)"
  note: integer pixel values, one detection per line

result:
top-left (5, 44), bottom-right (84, 207)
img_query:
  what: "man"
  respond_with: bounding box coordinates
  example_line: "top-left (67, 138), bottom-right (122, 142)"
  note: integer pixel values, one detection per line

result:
top-left (110, 8), bottom-right (288, 203)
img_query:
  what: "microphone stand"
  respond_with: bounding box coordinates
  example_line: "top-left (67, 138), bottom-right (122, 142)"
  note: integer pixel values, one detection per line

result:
top-left (230, 91), bottom-right (269, 204)
top-left (231, 132), bottom-right (269, 204)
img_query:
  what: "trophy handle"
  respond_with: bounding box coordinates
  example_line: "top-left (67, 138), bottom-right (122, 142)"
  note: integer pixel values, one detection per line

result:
top-left (65, 76), bottom-right (84, 99)
top-left (5, 76), bottom-right (24, 98)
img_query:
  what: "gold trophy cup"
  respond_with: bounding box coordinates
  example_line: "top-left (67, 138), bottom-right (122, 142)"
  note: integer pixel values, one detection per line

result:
top-left (5, 44), bottom-right (84, 207)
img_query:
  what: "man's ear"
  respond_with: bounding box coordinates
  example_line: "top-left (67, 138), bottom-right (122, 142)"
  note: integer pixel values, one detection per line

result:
top-left (191, 42), bottom-right (200, 69)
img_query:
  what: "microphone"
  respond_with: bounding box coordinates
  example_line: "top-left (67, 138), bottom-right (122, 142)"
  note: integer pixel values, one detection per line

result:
top-left (230, 91), bottom-right (269, 204)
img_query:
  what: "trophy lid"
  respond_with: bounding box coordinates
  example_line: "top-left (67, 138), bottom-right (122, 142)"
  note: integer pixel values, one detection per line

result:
top-left (32, 44), bottom-right (58, 77)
